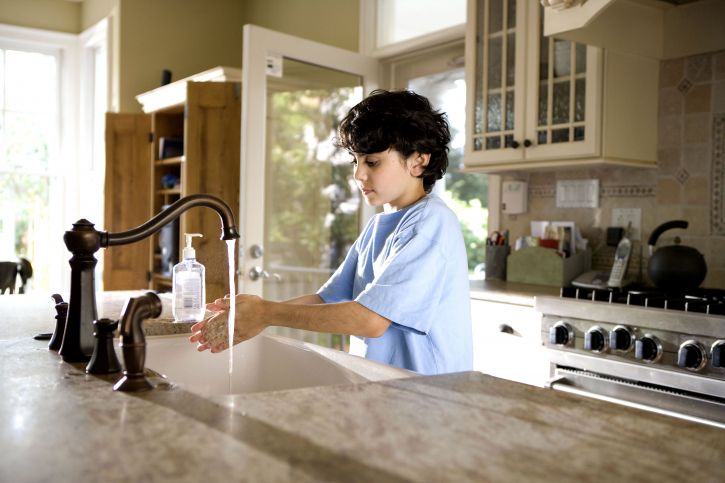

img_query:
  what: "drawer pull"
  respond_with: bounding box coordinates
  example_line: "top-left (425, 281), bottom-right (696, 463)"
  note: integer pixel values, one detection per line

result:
top-left (498, 324), bottom-right (514, 334)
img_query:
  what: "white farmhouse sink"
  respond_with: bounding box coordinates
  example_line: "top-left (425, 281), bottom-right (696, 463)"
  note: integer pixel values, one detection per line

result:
top-left (143, 333), bottom-right (411, 397)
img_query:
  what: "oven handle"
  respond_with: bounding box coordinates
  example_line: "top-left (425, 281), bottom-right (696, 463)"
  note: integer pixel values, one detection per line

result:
top-left (548, 372), bottom-right (725, 430)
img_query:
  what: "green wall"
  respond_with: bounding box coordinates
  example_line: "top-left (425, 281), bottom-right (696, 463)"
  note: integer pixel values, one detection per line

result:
top-left (0, 0), bottom-right (360, 111)
top-left (0, 0), bottom-right (80, 33)
top-left (118, 0), bottom-right (245, 111)
top-left (242, 0), bottom-right (359, 52)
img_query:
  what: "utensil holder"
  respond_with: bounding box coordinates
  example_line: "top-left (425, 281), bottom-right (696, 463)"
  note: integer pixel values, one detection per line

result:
top-left (485, 245), bottom-right (510, 281)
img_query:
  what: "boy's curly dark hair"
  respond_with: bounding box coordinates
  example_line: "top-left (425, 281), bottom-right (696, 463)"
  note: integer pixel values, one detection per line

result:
top-left (335, 89), bottom-right (451, 193)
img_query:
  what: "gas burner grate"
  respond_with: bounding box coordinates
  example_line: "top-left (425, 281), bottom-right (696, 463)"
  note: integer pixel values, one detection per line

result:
top-left (560, 286), bottom-right (725, 315)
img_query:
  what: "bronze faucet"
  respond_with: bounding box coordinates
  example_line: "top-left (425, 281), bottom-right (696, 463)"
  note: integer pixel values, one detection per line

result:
top-left (59, 194), bottom-right (240, 363)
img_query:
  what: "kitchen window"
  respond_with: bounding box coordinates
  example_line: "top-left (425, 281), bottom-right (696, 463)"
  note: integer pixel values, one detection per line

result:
top-left (363, 1), bottom-right (490, 277)
top-left (0, 30), bottom-right (64, 294)
top-left (0, 21), bottom-right (108, 294)
top-left (360, 0), bottom-right (466, 57)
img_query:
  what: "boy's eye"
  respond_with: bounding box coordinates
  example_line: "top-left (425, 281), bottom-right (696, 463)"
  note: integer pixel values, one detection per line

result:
top-left (349, 159), bottom-right (358, 166)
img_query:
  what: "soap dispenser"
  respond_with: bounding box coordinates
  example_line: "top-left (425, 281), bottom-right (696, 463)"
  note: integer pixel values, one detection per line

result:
top-left (172, 233), bottom-right (206, 323)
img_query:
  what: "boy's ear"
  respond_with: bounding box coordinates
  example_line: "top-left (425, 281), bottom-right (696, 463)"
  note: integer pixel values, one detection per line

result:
top-left (409, 153), bottom-right (430, 176)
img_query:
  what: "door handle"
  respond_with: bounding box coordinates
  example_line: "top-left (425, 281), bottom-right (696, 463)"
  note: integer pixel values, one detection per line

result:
top-left (248, 266), bottom-right (269, 281)
top-left (248, 266), bottom-right (282, 282)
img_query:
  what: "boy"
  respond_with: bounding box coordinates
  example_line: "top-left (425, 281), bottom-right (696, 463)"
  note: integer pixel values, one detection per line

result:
top-left (190, 89), bottom-right (473, 375)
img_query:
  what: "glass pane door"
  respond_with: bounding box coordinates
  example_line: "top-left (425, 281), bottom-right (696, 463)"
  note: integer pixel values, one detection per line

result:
top-left (263, 60), bottom-right (363, 302)
top-left (534, 10), bottom-right (588, 146)
top-left (471, 0), bottom-right (518, 153)
top-left (240, 26), bottom-right (378, 347)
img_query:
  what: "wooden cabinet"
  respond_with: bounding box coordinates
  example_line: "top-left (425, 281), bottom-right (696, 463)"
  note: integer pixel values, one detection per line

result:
top-left (471, 298), bottom-right (551, 387)
top-left (464, 0), bottom-right (658, 172)
top-left (104, 67), bottom-right (241, 302)
top-left (103, 113), bottom-right (152, 290)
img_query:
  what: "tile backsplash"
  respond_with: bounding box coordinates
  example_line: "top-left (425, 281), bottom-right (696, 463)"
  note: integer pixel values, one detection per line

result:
top-left (502, 49), bottom-right (725, 289)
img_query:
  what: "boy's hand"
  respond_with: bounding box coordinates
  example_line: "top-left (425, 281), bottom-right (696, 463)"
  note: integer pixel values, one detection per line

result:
top-left (188, 294), bottom-right (268, 353)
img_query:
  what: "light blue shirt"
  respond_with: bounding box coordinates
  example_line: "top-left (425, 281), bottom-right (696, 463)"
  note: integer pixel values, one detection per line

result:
top-left (317, 194), bottom-right (473, 375)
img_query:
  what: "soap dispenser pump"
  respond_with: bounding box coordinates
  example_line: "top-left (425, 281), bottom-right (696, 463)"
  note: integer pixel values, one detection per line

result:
top-left (172, 233), bottom-right (206, 323)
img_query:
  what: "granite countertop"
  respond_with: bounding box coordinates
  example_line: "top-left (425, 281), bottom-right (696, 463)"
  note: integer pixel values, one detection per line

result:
top-left (1, 294), bottom-right (723, 482)
top-left (469, 279), bottom-right (560, 306)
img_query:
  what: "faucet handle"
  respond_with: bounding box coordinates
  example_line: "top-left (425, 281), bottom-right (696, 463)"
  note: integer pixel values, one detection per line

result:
top-left (86, 318), bottom-right (122, 374)
top-left (48, 294), bottom-right (68, 352)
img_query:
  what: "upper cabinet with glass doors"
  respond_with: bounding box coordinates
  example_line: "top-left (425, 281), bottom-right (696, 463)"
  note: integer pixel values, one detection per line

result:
top-left (464, 0), bottom-right (659, 172)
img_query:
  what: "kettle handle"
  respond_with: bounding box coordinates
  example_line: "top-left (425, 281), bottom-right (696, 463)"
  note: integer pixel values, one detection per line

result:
top-left (647, 220), bottom-right (688, 248)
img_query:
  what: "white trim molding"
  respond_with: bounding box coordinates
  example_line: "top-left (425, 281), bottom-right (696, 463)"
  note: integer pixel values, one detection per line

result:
top-left (359, 0), bottom-right (466, 59)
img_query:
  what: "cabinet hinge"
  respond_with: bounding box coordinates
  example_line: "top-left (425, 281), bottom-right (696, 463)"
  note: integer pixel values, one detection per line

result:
top-left (146, 271), bottom-right (152, 283)
top-left (148, 132), bottom-right (154, 143)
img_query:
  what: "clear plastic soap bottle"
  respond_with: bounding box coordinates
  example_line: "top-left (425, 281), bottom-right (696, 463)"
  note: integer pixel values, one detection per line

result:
top-left (172, 233), bottom-right (206, 323)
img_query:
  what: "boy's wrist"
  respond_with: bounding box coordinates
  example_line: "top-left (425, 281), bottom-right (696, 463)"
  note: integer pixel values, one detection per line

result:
top-left (259, 298), bottom-right (278, 329)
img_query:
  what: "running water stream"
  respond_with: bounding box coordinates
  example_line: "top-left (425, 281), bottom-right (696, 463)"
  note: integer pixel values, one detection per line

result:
top-left (226, 239), bottom-right (236, 394)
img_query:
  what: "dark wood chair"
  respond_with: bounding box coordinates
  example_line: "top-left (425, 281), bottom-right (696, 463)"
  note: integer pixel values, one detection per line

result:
top-left (0, 258), bottom-right (33, 294)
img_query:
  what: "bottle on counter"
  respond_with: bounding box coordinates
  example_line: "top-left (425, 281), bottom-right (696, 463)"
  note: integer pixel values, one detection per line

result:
top-left (172, 233), bottom-right (206, 323)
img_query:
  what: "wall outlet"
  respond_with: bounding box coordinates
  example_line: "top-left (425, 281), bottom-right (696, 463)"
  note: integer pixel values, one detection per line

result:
top-left (612, 208), bottom-right (642, 240)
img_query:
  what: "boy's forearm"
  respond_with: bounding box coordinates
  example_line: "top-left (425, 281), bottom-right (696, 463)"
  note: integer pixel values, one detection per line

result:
top-left (282, 293), bottom-right (324, 305)
top-left (263, 299), bottom-right (390, 338)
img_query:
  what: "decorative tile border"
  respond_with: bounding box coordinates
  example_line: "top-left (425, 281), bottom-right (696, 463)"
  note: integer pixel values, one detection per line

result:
top-left (529, 185), bottom-right (655, 198)
top-left (600, 185), bottom-right (655, 197)
top-left (712, 113), bottom-right (725, 235)
top-left (529, 186), bottom-right (556, 197)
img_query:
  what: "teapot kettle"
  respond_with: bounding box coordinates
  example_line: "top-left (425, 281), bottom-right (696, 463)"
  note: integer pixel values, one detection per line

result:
top-left (647, 220), bottom-right (707, 291)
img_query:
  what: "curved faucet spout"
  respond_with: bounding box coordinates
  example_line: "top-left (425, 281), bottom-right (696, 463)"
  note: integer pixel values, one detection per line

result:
top-left (59, 193), bottom-right (239, 363)
top-left (104, 194), bottom-right (240, 247)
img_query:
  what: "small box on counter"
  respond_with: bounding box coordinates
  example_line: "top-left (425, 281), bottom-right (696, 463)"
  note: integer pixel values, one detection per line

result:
top-left (506, 246), bottom-right (591, 287)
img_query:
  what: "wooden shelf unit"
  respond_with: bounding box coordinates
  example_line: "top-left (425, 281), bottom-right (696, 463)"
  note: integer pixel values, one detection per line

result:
top-left (104, 69), bottom-right (241, 302)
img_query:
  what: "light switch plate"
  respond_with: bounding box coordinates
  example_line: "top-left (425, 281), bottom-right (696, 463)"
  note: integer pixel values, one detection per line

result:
top-left (556, 179), bottom-right (599, 208)
top-left (612, 208), bottom-right (642, 241)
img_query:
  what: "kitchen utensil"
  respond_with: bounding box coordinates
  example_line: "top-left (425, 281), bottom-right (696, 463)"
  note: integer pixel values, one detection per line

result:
top-left (647, 220), bottom-right (707, 290)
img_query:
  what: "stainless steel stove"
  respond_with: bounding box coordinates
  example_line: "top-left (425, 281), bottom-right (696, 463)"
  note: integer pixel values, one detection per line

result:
top-left (536, 287), bottom-right (725, 429)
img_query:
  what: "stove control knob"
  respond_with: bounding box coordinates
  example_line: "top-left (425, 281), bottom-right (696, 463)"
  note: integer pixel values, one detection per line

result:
top-left (634, 334), bottom-right (663, 363)
top-left (677, 340), bottom-right (708, 372)
top-left (584, 327), bottom-right (607, 353)
top-left (710, 340), bottom-right (725, 368)
top-left (609, 325), bottom-right (635, 352)
top-left (549, 322), bottom-right (574, 346)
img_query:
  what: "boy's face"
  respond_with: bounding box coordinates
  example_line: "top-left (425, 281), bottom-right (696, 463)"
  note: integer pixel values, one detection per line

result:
top-left (351, 149), bottom-right (429, 211)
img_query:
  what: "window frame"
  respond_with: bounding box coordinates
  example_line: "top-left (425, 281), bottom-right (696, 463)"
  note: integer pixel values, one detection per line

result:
top-left (368, 17), bottom-right (503, 234)
top-left (359, 0), bottom-right (467, 59)
top-left (0, 20), bottom-right (109, 293)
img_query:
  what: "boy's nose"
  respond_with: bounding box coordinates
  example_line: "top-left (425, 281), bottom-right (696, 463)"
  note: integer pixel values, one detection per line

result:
top-left (353, 165), bottom-right (366, 181)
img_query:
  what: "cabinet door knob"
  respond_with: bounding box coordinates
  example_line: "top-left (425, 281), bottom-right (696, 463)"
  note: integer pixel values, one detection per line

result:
top-left (523, 139), bottom-right (532, 148)
top-left (510, 140), bottom-right (520, 149)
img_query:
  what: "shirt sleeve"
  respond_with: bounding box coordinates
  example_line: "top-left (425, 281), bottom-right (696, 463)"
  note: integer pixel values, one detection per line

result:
top-left (317, 237), bottom-right (360, 303)
top-left (355, 230), bottom-right (447, 335)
